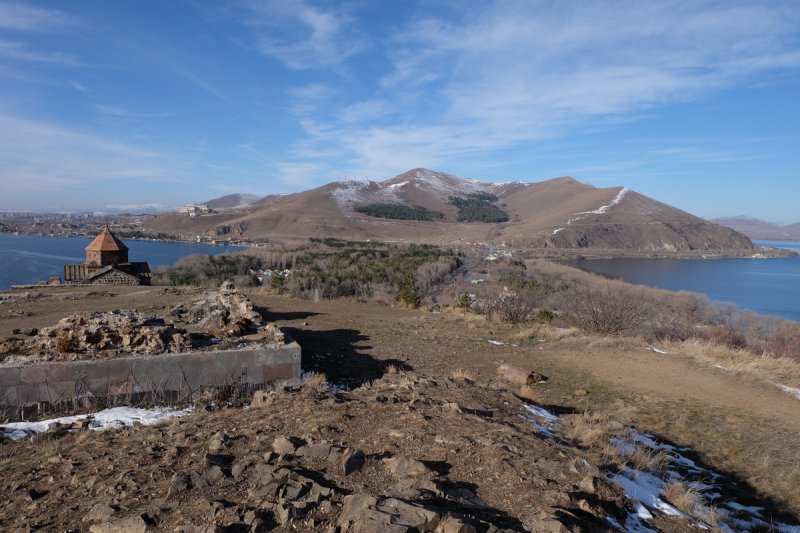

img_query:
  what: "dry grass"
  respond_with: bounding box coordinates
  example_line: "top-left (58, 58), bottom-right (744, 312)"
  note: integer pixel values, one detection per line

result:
top-left (517, 385), bottom-right (540, 402)
top-left (514, 324), bottom-right (581, 342)
top-left (622, 445), bottom-right (673, 473)
top-left (450, 368), bottom-right (476, 382)
top-left (677, 339), bottom-right (800, 388)
top-left (385, 364), bottom-right (401, 375)
top-left (586, 336), bottom-right (643, 352)
top-left (560, 412), bottom-right (624, 448)
top-left (302, 372), bottom-right (327, 394)
top-left (662, 481), bottom-right (721, 527)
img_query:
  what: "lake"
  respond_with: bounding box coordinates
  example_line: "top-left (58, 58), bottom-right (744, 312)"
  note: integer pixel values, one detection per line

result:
top-left (0, 233), bottom-right (243, 289)
top-left (563, 241), bottom-right (800, 322)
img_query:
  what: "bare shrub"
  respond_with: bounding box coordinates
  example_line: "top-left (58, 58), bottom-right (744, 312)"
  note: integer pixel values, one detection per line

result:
top-left (699, 325), bottom-right (748, 350)
top-left (485, 291), bottom-right (539, 324)
top-left (563, 282), bottom-right (646, 336)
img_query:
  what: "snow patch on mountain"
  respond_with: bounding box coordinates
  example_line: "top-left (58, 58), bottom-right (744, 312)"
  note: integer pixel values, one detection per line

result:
top-left (567, 187), bottom-right (629, 225)
top-left (331, 180), bottom-right (401, 209)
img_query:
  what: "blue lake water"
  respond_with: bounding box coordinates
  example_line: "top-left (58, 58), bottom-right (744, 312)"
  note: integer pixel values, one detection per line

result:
top-left (563, 241), bottom-right (800, 322)
top-left (0, 233), bottom-right (242, 289)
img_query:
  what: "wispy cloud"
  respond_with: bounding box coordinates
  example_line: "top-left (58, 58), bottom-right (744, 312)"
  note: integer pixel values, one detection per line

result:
top-left (237, 0), bottom-right (367, 69)
top-left (0, 113), bottom-right (180, 192)
top-left (276, 0), bottom-right (800, 180)
top-left (93, 104), bottom-right (175, 119)
top-left (0, 2), bottom-right (79, 32)
top-left (0, 39), bottom-right (79, 65)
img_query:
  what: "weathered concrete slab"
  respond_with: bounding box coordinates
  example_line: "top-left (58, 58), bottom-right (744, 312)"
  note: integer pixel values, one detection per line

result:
top-left (0, 342), bottom-right (300, 420)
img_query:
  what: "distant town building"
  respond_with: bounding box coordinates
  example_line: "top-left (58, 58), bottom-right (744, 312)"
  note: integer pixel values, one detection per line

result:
top-left (179, 204), bottom-right (213, 217)
top-left (63, 226), bottom-right (151, 285)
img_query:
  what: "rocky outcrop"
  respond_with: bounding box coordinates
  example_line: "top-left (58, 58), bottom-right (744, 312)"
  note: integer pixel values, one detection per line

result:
top-left (0, 282), bottom-right (283, 364)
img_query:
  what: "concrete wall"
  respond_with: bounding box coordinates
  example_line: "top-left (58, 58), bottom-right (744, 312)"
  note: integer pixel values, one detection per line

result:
top-left (0, 342), bottom-right (301, 420)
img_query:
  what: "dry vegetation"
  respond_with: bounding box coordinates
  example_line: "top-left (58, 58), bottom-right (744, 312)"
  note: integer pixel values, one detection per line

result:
top-left (151, 240), bottom-right (800, 390)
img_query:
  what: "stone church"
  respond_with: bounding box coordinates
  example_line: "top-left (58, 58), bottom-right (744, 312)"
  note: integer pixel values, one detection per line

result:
top-left (64, 226), bottom-right (151, 285)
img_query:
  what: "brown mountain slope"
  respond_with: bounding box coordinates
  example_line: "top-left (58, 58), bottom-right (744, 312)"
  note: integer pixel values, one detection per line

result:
top-left (143, 169), bottom-right (756, 255)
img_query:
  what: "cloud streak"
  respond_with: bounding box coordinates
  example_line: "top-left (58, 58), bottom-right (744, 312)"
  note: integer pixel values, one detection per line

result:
top-left (279, 0), bottom-right (800, 179)
top-left (0, 2), bottom-right (79, 32)
top-left (0, 113), bottom-right (180, 193)
top-left (239, 0), bottom-right (366, 69)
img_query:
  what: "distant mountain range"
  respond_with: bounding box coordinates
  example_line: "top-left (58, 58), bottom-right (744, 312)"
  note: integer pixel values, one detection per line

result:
top-left (144, 168), bottom-right (757, 256)
top-left (201, 193), bottom-right (291, 211)
top-left (711, 216), bottom-right (800, 241)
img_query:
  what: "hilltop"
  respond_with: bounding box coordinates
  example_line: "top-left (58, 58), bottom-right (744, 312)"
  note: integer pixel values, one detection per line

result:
top-left (144, 169), bottom-right (757, 257)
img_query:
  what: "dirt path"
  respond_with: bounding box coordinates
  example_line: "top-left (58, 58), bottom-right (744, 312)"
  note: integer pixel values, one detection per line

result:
top-left (545, 349), bottom-right (800, 427)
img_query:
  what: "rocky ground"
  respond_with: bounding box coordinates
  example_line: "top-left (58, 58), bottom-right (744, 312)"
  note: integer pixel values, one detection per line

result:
top-left (0, 370), bottom-right (638, 532)
top-left (1, 286), bottom-right (800, 531)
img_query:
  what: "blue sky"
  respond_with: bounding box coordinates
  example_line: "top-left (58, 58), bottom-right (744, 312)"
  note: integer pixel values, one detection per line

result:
top-left (1, 1), bottom-right (799, 222)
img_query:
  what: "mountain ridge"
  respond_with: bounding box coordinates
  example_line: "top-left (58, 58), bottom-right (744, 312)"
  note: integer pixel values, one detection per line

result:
top-left (711, 216), bottom-right (800, 241)
top-left (144, 169), bottom-right (759, 257)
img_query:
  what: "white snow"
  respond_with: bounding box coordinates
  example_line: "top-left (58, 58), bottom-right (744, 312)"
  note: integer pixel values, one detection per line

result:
top-left (776, 383), bottom-right (800, 400)
top-left (610, 469), bottom-right (685, 518)
top-left (552, 227), bottom-right (564, 235)
top-left (516, 408), bottom-right (800, 532)
top-left (565, 187), bottom-right (629, 226)
top-left (407, 169), bottom-right (487, 197)
top-left (387, 180), bottom-right (409, 190)
top-left (584, 187), bottom-right (629, 215)
top-left (646, 346), bottom-right (668, 354)
top-left (522, 404), bottom-right (559, 423)
top-left (1, 406), bottom-right (192, 441)
top-left (487, 339), bottom-right (504, 346)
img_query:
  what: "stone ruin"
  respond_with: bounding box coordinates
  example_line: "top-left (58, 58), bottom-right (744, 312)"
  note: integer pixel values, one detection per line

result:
top-left (0, 282), bottom-right (284, 364)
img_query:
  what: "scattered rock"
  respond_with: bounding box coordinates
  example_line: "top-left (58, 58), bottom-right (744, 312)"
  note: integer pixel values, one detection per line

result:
top-left (436, 517), bottom-right (477, 533)
top-left (342, 449), bottom-right (365, 476)
top-left (82, 503), bottom-right (117, 523)
top-left (272, 435), bottom-right (300, 455)
top-left (166, 473), bottom-right (194, 498)
top-left (383, 455), bottom-right (432, 478)
top-left (89, 514), bottom-right (153, 533)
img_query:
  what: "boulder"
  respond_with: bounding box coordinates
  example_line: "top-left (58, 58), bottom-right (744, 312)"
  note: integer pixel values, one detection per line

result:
top-left (497, 363), bottom-right (546, 385)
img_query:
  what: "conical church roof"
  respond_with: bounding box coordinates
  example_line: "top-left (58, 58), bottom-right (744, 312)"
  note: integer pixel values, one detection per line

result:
top-left (85, 225), bottom-right (129, 252)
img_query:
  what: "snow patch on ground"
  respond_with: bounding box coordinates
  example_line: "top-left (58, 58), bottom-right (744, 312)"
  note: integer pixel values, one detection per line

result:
top-left (552, 227), bottom-right (564, 235)
top-left (515, 403), bottom-right (800, 532)
top-left (646, 346), bottom-right (668, 354)
top-left (776, 383), bottom-right (800, 400)
top-left (1, 406), bottom-right (192, 440)
top-left (517, 404), bottom-right (559, 438)
top-left (487, 339), bottom-right (504, 346)
top-left (610, 470), bottom-right (685, 518)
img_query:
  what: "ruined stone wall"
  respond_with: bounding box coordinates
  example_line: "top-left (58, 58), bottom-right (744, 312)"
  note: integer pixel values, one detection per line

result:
top-left (91, 270), bottom-right (139, 285)
top-left (0, 342), bottom-right (301, 420)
